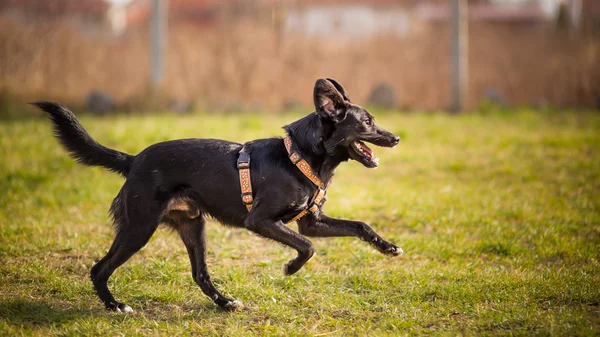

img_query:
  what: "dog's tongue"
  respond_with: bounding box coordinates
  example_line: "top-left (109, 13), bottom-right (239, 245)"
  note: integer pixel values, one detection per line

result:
top-left (358, 141), bottom-right (373, 157)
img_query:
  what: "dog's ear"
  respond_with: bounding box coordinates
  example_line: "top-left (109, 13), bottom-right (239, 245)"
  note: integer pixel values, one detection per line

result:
top-left (325, 78), bottom-right (351, 102)
top-left (313, 78), bottom-right (347, 123)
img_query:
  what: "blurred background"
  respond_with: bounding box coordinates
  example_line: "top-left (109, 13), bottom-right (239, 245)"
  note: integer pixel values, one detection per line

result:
top-left (0, 0), bottom-right (598, 116)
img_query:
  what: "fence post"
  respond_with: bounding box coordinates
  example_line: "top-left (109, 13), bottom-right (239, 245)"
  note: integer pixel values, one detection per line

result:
top-left (450, 0), bottom-right (468, 113)
top-left (150, 0), bottom-right (168, 87)
top-left (569, 0), bottom-right (582, 32)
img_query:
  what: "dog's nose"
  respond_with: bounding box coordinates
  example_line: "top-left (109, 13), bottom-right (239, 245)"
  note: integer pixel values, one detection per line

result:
top-left (393, 135), bottom-right (400, 144)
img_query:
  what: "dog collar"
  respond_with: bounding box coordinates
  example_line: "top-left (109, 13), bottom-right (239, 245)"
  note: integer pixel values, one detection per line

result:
top-left (236, 136), bottom-right (327, 223)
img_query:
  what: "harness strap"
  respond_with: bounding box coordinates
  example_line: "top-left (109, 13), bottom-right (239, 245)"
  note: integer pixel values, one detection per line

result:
top-left (283, 136), bottom-right (328, 222)
top-left (237, 136), bottom-right (328, 223)
top-left (283, 136), bottom-right (324, 188)
top-left (237, 146), bottom-right (253, 211)
top-left (288, 209), bottom-right (309, 223)
top-left (287, 187), bottom-right (326, 222)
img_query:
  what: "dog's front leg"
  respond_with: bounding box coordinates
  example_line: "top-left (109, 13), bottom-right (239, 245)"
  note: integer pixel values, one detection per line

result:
top-left (297, 214), bottom-right (403, 256)
top-left (245, 212), bottom-right (315, 275)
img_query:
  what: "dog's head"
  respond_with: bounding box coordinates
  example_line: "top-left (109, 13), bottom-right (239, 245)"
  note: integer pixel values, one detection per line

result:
top-left (314, 78), bottom-right (400, 168)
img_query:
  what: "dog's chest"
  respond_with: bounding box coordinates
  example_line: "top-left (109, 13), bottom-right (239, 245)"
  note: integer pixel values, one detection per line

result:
top-left (290, 194), bottom-right (310, 210)
top-left (286, 183), bottom-right (328, 220)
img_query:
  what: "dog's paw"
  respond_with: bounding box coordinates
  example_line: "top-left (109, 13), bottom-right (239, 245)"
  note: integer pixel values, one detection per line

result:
top-left (283, 262), bottom-right (297, 276)
top-left (117, 304), bottom-right (134, 313)
top-left (222, 300), bottom-right (244, 311)
top-left (385, 245), bottom-right (404, 256)
top-left (283, 253), bottom-right (313, 276)
top-left (376, 241), bottom-right (403, 256)
top-left (108, 302), bottom-right (133, 314)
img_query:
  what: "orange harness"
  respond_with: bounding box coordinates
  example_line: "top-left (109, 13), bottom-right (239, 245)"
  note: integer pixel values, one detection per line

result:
top-left (237, 136), bottom-right (327, 223)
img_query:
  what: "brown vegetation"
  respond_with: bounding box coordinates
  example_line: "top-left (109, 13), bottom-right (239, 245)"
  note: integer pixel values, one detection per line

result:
top-left (0, 16), bottom-right (598, 111)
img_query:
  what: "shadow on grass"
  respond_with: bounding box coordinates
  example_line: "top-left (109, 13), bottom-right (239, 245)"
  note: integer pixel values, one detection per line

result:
top-left (0, 299), bottom-right (91, 326)
top-left (0, 298), bottom-right (233, 327)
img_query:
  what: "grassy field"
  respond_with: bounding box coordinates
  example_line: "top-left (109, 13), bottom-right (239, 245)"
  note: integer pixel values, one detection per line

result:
top-left (1, 108), bottom-right (599, 336)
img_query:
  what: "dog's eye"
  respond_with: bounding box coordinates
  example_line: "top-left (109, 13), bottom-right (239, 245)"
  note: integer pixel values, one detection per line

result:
top-left (364, 118), bottom-right (372, 126)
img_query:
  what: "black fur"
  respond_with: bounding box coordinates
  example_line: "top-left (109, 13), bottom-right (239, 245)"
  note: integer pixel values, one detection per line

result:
top-left (34, 78), bottom-right (402, 312)
top-left (31, 102), bottom-right (133, 177)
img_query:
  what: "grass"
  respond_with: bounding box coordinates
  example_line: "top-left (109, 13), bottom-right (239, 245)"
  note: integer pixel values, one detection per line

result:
top-left (1, 108), bottom-right (599, 336)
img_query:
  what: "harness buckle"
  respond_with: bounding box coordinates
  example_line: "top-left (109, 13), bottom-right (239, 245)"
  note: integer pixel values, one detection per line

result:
top-left (307, 187), bottom-right (327, 214)
top-left (241, 192), bottom-right (253, 205)
top-left (237, 147), bottom-right (251, 169)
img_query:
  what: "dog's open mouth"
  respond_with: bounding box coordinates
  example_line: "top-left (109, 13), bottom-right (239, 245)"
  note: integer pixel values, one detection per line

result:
top-left (351, 140), bottom-right (379, 167)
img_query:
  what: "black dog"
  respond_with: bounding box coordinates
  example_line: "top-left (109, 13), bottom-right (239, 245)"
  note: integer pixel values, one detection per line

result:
top-left (35, 78), bottom-right (402, 312)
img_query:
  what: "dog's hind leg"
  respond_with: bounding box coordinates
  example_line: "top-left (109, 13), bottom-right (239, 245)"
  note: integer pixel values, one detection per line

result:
top-left (90, 192), bottom-right (161, 313)
top-left (297, 214), bottom-right (403, 256)
top-left (176, 216), bottom-right (243, 311)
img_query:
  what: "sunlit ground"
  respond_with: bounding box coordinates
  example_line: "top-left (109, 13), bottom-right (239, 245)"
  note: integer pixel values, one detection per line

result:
top-left (1, 108), bottom-right (599, 336)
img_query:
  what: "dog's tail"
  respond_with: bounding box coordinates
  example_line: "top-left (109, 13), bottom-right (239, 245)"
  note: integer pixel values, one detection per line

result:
top-left (32, 101), bottom-right (133, 177)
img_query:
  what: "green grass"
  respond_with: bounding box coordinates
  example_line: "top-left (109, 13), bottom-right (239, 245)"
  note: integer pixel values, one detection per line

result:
top-left (1, 108), bottom-right (599, 336)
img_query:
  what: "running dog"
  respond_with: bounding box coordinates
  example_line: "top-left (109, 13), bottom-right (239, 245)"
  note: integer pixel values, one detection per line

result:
top-left (34, 78), bottom-right (402, 312)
